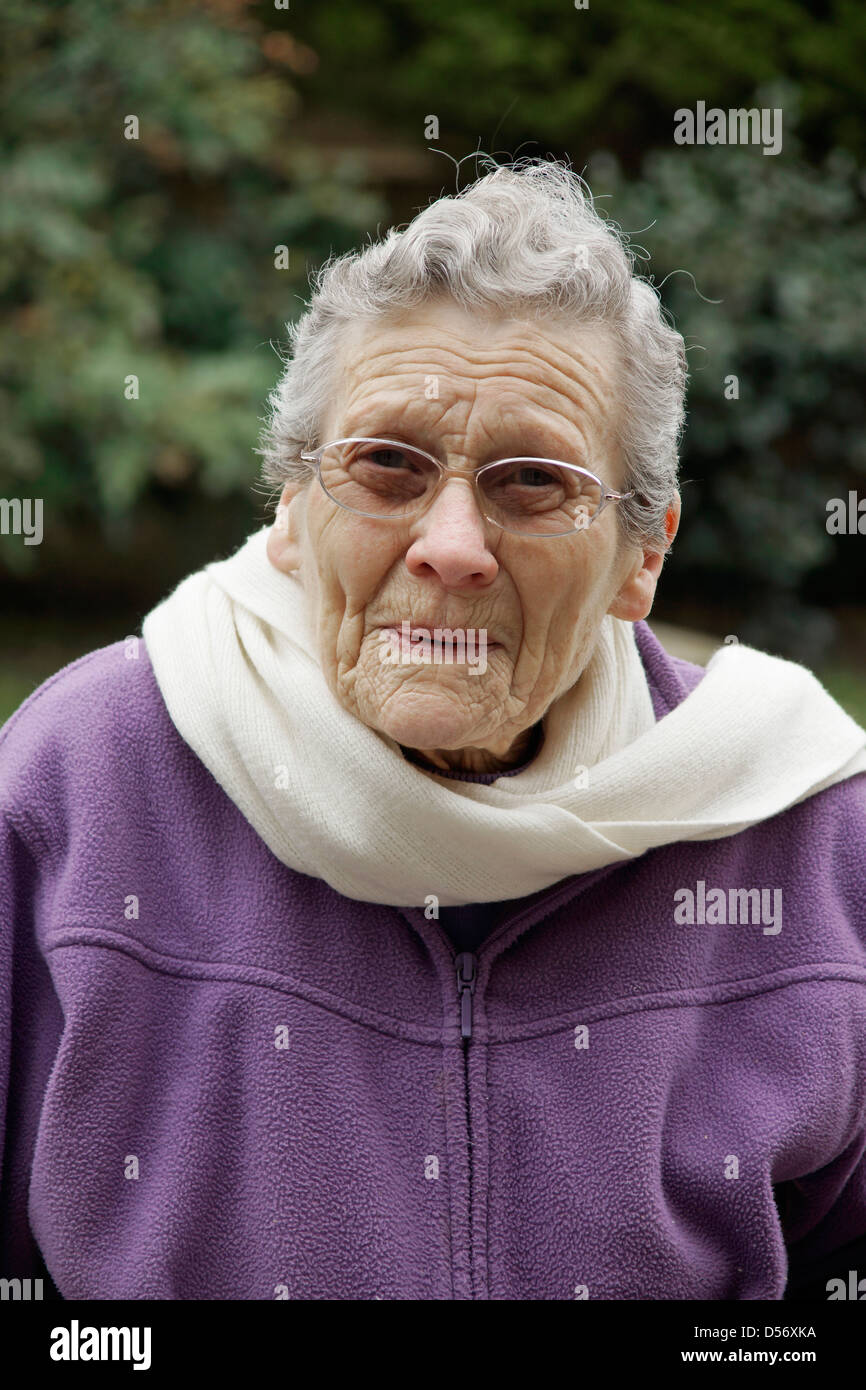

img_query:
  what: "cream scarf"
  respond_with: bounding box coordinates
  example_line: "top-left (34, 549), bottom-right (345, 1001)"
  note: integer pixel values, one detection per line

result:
top-left (142, 526), bottom-right (866, 906)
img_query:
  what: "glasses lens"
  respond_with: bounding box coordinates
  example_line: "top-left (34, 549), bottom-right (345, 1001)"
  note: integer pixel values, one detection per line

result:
top-left (318, 440), bottom-right (438, 517)
top-left (479, 460), bottom-right (603, 535)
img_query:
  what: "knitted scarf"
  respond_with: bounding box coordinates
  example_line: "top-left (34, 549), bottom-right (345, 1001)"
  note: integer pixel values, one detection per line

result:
top-left (142, 526), bottom-right (866, 906)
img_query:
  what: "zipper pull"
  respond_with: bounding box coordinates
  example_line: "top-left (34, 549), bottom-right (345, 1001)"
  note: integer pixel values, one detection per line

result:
top-left (455, 952), bottom-right (477, 1040)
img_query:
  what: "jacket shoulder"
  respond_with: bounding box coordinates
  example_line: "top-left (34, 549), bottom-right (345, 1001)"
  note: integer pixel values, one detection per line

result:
top-left (0, 639), bottom-right (168, 839)
top-left (810, 766), bottom-right (866, 869)
top-left (635, 620), bottom-right (707, 717)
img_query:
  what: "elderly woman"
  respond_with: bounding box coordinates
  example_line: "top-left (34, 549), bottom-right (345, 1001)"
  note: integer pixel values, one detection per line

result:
top-left (2, 160), bottom-right (866, 1303)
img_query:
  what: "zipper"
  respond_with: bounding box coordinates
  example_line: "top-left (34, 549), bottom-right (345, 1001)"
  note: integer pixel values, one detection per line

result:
top-left (455, 951), bottom-right (477, 1039)
top-left (454, 949), bottom-right (477, 1297)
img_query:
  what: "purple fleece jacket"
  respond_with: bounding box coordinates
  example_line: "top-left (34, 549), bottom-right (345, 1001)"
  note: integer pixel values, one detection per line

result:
top-left (1, 621), bottom-right (866, 1301)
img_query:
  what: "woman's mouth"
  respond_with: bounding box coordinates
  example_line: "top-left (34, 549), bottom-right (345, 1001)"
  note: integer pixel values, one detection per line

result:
top-left (378, 622), bottom-right (499, 665)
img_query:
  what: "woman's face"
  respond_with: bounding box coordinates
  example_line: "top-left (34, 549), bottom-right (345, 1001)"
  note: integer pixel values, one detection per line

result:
top-left (268, 300), bottom-right (678, 770)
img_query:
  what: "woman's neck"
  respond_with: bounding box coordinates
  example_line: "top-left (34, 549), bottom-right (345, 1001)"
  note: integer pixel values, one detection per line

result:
top-left (403, 721), bottom-right (541, 777)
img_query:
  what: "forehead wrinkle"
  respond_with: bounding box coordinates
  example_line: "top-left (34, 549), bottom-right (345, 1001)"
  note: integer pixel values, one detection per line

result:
top-left (340, 381), bottom-right (469, 437)
top-left (342, 337), bottom-right (609, 396)
top-left (349, 308), bottom-right (610, 356)
top-left (340, 375), bottom-right (613, 462)
top-left (343, 312), bottom-right (602, 366)
top-left (339, 337), bottom-right (616, 433)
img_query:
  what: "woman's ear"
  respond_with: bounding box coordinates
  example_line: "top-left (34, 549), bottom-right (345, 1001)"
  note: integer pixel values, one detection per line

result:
top-left (607, 494), bottom-right (681, 623)
top-left (266, 482), bottom-right (306, 575)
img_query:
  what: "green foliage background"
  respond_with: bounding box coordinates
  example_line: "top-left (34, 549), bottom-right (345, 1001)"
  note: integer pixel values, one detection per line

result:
top-left (1, 0), bottom-right (384, 589)
top-left (1, 0), bottom-right (864, 698)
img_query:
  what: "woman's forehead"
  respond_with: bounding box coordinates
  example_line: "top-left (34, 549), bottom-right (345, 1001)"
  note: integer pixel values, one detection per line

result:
top-left (339, 299), bottom-right (616, 375)
top-left (326, 304), bottom-right (620, 448)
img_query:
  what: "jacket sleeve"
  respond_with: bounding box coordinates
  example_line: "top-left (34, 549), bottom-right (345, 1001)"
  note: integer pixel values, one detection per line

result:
top-left (781, 771), bottom-right (866, 1301)
top-left (0, 648), bottom-right (136, 1299)
top-left (0, 710), bottom-right (66, 1292)
top-left (0, 810), bottom-right (13, 1265)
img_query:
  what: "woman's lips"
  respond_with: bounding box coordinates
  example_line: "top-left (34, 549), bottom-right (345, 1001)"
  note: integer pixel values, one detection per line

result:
top-left (379, 624), bottom-right (500, 648)
top-left (377, 625), bottom-right (502, 672)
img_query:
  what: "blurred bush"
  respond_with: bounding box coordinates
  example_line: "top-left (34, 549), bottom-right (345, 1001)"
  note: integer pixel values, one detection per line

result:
top-left (586, 112), bottom-right (866, 662)
top-left (0, 0), bottom-right (384, 591)
top-left (291, 0), bottom-right (866, 168)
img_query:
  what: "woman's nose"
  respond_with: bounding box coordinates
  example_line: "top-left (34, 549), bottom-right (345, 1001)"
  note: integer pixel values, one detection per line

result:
top-left (404, 478), bottom-right (499, 590)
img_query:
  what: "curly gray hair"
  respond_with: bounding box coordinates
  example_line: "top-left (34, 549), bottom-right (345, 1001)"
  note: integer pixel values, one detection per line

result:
top-left (256, 158), bottom-right (686, 546)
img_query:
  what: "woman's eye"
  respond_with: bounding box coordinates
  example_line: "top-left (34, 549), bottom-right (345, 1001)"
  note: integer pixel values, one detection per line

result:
top-left (365, 449), bottom-right (411, 470)
top-left (515, 466), bottom-right (556, 487)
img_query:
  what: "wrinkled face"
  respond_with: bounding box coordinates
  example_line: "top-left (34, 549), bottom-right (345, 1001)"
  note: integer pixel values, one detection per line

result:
top-left (268, 299), bottom-right (676, 770)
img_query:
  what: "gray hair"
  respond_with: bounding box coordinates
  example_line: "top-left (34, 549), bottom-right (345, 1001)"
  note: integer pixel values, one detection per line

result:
top-left (256, 158), bottom-right (686, 546)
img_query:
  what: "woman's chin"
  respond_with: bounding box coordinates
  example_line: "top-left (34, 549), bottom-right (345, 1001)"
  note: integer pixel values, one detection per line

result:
top-left (372, 689), bottom-right (488, 753)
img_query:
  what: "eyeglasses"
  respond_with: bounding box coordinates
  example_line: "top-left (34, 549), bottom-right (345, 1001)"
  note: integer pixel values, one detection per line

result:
top-left (298, 437), bottom-right (634, 538)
